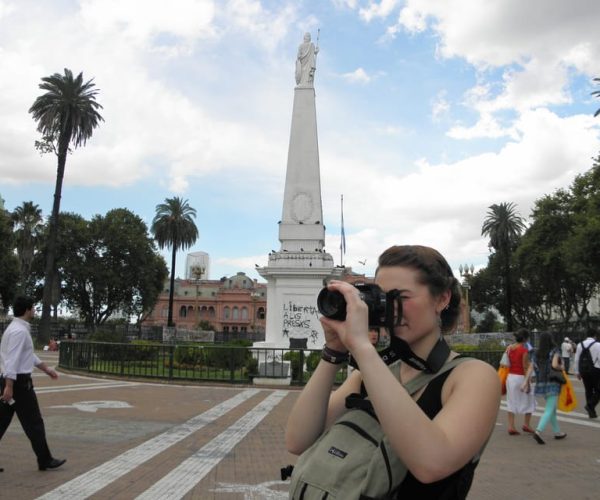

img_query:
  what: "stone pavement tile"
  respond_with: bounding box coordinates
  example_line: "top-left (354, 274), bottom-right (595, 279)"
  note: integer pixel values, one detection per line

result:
top-left (91, 391), bottom-right (270, 500)
top-left (190, 390), bottom-right (297, 499)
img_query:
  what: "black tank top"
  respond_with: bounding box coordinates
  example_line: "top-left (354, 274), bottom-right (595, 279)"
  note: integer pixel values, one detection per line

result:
top-left (394, 367), bottom-right (478, 499)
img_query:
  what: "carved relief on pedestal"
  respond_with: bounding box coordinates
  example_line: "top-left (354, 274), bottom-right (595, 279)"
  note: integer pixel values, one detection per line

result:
top-left (291, 191), bottom-right (313, 223)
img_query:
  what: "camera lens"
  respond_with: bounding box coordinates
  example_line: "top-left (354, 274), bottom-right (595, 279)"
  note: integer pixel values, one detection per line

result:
top-left (317, 288), bottom-right (347, 321)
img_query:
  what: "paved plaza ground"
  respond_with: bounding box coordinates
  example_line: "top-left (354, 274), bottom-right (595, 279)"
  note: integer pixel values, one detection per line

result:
top-left (1, 351), bottom-right (598, 499)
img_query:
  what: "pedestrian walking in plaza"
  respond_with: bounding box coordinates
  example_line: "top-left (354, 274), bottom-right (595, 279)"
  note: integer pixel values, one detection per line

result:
top-left (505, 329), bottom-right (536, 435)
top-left (560, 337), bottom-right (573, 374)
top-left (0, 296), bottom-right (66, 471)
top-left (574, 328), bottom-right (600, 419)
top-left (528, 332), bottom-right (567, 444)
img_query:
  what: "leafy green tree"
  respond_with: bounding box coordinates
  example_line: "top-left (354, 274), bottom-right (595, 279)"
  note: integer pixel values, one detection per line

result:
top-left (11, 201), bottom-right (43, 292)
top-left (481, 202), bottom-right (526, 331)
top-left (0, 208), bottom-right (19, 313)
top-left (55, 209), bottom-right (168, 327)
top-left (476, 310), bottom-right (500, 333)
top-left (514, 191), bottom-right (575, 329)
top-left (29, 68), bottom-right (104, 344)
top-left (151, 197), bottom-right (198, 327)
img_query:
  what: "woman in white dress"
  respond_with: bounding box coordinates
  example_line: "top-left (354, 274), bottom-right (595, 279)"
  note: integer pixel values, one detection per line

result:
top-left (504, 328), bottom-right (536, 434)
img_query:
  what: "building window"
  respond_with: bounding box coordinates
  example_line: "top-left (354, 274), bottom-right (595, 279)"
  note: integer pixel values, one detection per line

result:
top-left (224, 306), bottom-right (230, 319)
top-left (180, 306), bottom-right (187, 318)
top-left (257, 307), bottom-right (265, 320)
top-left (209, 306), bottom-right (215, 318)
top-left (241, 307), bottom-right (248, 320)
top-left (232, 326), bottom-right (238, 332)
top-left (187, 306), bottom-right (194, 317)
top-left (201, 306), bottom-right (208, 317)
top-left (223, 326), bottom-right (229, 332)
top-left (232, 306), bottom-right (239, 320)
top-left (161, 308), bottom-right (169, 318)
top-left (241, 326), bottom-right (247, 333)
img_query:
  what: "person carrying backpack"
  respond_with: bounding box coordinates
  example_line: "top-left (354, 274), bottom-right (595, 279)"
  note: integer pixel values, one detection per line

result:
top-left (285, 245), bottom-right (500, 499)
top-left (574, 328), bottom-right (600, 419)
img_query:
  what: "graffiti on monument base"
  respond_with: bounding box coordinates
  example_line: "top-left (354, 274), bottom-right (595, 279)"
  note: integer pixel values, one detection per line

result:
top-left (282, 300), bottom-right (321, 346)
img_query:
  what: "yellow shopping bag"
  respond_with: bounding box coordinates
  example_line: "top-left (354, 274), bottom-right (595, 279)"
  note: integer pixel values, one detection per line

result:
top-left (497, 365), bottom-right (509, 396)
top-left (557, 371), bottom-right (577, 412)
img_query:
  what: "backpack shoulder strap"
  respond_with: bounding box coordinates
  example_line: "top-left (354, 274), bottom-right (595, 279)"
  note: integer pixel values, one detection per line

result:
top-left (403, 356), bottom-right (472, 395)
top-left (582, 340), bottom-right (596, 352)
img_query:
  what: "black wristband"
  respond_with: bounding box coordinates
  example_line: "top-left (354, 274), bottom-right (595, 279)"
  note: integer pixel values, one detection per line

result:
top-left (321, 345), bottom-right (349, 364)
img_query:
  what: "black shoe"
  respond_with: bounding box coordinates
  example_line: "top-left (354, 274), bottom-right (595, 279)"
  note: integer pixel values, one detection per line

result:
top-left (554, 433), bottom-right (567, 440)
top-left (39, 458), bottom-right (66, 471)
top-left (533, 432), bottom-right (545, 445)
top-left (585, 405), bottom-right (598, 418)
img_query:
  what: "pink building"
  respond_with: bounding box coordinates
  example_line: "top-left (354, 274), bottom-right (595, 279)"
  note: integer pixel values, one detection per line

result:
top-left (143, 272), bottom-right (267, 334)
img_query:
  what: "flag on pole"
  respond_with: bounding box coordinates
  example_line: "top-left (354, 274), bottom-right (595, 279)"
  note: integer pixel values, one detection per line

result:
top-left (340, 195), bottom-right (346, 256)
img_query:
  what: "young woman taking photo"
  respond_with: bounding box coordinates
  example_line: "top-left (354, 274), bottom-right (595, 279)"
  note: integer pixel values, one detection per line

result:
top-left (286, 245), bottom-right (500, 499)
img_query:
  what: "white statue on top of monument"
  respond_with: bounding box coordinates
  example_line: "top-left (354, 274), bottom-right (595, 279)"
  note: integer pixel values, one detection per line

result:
top-left (295, 31), bottom-right (319, 87)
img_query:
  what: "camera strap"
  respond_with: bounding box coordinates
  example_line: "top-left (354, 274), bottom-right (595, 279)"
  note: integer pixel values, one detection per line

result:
top-left (349, 334), bottom-right (450, 374)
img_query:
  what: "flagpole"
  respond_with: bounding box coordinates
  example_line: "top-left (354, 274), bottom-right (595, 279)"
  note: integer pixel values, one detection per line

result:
top-left (340, 194), bottom-right (344, 267)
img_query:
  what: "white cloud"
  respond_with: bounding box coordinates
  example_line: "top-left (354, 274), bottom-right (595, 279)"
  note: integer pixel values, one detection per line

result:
top-left (431, 90), bottom-right (449, 122)
top-left (447, 114), bottom-right (514, 140)
top-left (319, 108), bottom-right (600, 274)
top-left (80, 0), bottom-right (217, 48)
top-left (340, 67), bottom-right (372, 84)
top-left (222, 0), bottom-right (297, 52)
top-left (359, 0), bottom-right (399, 22)
top-left (0, 0), bottom-right (15, 19)
top-left (0, 0), bottom-right (297, 192)
top-left (354, 1), bottom-right (600, 136)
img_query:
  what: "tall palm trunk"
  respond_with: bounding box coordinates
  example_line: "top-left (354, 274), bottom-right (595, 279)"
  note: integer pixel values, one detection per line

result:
top-left (39, 124), bottom-right (71, 345)
top-left (167, 246), bottom-right (177, 327)
top-left (504, 250), bottom-right (514, 332)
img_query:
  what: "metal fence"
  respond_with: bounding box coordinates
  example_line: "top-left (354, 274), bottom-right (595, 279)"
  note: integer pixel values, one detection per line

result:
top-left (59, 341), bottom-right (504, 386)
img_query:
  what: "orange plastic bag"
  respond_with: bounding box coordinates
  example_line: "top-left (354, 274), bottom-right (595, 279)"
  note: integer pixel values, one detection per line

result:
top-left (557, 371), bottom-right (577, 412)
top-left (497, 365), bottom-right (509, 396)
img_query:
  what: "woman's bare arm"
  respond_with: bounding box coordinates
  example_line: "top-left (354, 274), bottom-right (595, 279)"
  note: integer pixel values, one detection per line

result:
top-left (285, 362), bottom-right (361, 455)
top-left (353, 345), bottom-right (500, 484)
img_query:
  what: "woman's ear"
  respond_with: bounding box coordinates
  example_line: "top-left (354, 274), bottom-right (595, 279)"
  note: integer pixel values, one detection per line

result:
top-left (436, 289), bottom-right (452, 314)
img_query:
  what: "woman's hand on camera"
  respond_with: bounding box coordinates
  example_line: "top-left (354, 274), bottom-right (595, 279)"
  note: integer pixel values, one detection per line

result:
top-left (320, 280), bottom-right (371, 353)
top-left (320, 318), bottom-right (347, 352)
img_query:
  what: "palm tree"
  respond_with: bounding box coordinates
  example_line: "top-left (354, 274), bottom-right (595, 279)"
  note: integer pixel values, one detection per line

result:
top-left (29, 68), bottom-right (104, 344)
top-left (592, 77), bottom-right (600, 117)
top-left (151, 197), bottom-right (199, 327)
top-left (11, 201), bottom-right (43, 291)
top-left (481, 202), bottom-right (526, 332)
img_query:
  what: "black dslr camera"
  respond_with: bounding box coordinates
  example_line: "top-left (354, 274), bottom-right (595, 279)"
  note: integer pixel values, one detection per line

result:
top-left (317, 283), bottom-right (401, 327)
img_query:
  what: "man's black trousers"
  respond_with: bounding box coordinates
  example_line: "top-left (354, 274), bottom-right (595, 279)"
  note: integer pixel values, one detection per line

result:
top-left (581, 368), bottom-right (600, 410)
top-left (0, 374), bottom-right (52, 465)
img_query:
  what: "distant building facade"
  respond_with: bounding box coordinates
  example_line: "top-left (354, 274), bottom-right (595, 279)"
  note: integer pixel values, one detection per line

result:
top-left (143, 272), bottom-right (267, 334)
top-left (185, 251), bottom-right (210, 280)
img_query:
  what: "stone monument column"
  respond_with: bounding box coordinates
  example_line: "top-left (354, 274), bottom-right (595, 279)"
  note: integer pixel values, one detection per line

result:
top-left (256, 32), bottom-right (341, 350)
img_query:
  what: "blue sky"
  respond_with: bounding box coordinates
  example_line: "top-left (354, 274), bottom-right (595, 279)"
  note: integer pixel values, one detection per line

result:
top-left (1, 0), bottom-right (600, 282)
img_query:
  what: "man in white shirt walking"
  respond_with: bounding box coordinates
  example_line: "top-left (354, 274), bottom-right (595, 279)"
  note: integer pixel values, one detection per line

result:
top-left (574, 328), bottom-right (600, 419)
top-left (0, 296), bottom-right (66, 471)
top-left (561, 337), bottom-right (573, 373)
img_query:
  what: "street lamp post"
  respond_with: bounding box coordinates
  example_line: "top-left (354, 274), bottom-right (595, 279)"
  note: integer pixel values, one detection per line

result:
top-left (459, 264), bottom-right (475, 333)
top-left (191, 266), bottom-right (205, 327)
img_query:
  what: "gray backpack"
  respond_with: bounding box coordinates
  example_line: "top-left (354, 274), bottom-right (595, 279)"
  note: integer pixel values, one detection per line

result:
top-left (288, 357), bottom-right (473, 500)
